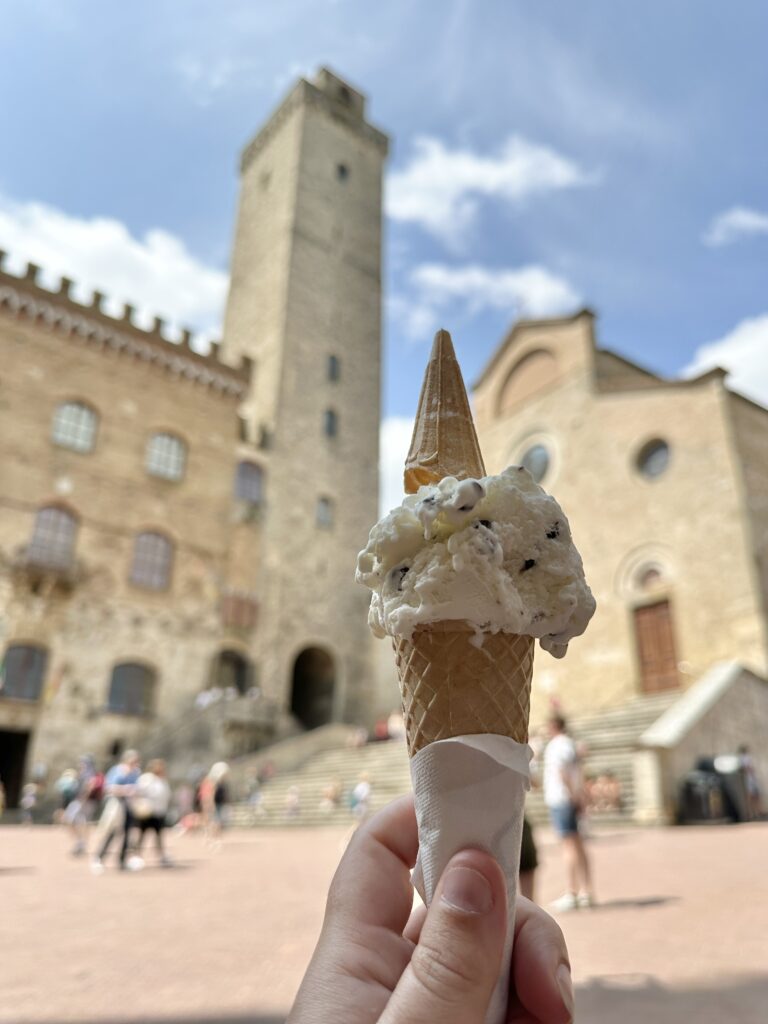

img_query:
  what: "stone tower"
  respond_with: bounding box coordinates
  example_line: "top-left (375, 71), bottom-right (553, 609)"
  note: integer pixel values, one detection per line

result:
top-left (220, 68), bottom-right (389, 728)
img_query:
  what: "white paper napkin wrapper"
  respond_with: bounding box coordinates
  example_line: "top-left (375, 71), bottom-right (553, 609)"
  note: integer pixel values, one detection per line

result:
top-left (410, 733), bottom-right (532, 1024)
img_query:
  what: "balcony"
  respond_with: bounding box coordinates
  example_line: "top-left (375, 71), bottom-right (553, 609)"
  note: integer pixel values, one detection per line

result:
top-left (11, 546), bottom-right (81, 591)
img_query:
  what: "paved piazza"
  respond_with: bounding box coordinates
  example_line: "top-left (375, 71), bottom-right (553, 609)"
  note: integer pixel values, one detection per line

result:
top-left (2, 819), bottom-right (766, 1023)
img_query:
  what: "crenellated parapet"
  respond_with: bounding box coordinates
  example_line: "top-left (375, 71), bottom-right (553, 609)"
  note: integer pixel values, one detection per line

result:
top-left (0, 251), bottom-right (250, 397)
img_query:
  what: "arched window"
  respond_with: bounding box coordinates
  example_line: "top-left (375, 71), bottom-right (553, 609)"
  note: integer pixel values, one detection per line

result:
top-left (145, 433), bottom-right (186, 481)
top-left (130, 532), bottom-right (173, 590)
top-left (324, 409), bottom-right (338, 438)
top-left (235, 462), bottom-right (264, 505)
top-left (51, 401), bottom-right (98, 453)
top-left (316, 496), bottom-right (334, 528)
top-left (0, 644), bottom-right (48, 702)
top-left (28, 507), bottom-right (78, 569)
top-left (328, 355), bottom-right (340, 382)
top-left (107, 662), bottom-right (156, 716)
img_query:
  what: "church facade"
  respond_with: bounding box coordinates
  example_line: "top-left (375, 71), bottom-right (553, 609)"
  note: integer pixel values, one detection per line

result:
top-left (0, 69), bottom-right (387, 806)
top-left (473, 309), bottom-right (768, 725)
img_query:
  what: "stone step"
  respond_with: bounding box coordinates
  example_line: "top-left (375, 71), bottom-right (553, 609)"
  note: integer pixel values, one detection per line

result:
top-left (229, 692), bottom-right (679, 828)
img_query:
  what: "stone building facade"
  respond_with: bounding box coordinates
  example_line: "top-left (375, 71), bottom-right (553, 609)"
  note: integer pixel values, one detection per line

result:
top-left (0, 69), bottom-right (387, 806)
top-left (473, 309), bottom-right (768, 725)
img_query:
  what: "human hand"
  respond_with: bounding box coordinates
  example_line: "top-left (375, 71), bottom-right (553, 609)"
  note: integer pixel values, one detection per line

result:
top-left (288, 795), bottom-right (574, 1023)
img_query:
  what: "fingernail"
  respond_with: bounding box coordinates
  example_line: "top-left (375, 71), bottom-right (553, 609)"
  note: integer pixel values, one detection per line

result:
top-left (441, 864), bottom-right (493, 914)
top-left (557, 962), bottom-right (575, 1020)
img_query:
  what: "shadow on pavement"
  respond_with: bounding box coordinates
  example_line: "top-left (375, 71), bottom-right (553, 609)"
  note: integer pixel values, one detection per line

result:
top-left (577, 973), bottom-right (768, 1023)
top-left (589, 895), bottom-right (679, 910)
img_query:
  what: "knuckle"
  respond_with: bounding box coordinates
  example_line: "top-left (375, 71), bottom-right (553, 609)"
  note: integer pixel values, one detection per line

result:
top-left (410, 933), bottom-right (485, 1000)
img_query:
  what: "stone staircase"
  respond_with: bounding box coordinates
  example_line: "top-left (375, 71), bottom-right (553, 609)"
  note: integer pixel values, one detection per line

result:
top-left (229, 691), bottom-right (679, 828)
top-left (229, 738), bottom-right (411, 827)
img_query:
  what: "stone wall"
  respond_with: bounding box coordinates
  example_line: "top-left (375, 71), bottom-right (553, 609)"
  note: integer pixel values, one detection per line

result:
top-left (0, 270), bottom-right (259, 786)
top-left (473, 313), bottom-right (768, 726)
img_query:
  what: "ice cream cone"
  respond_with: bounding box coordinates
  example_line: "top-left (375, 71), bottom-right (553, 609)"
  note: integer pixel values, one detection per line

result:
top-left (404, 329), bottom-right (486, 493)
top-left (393, 622), bottom-right (534, 757)
top-left (399, 328), bottom-right (532, 759)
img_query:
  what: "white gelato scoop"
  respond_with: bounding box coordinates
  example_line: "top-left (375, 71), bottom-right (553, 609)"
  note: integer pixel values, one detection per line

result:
top-left (356, 466), bottom-right (595, 657)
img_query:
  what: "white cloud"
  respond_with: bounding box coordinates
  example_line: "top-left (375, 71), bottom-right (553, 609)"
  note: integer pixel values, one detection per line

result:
top-left (684, 314), bottom-right (768, 406)
top-left (379, 416), bottom-right (414, 516)
top-left (173, 54), bottom-right (263, 107)
top-left (392, 262), bottom-right (581, 341)
top-left (0, 195), bottom-right (227, 346)
top-left (702, 206), bottom-right (768, 247)
top-left (386, 135), bottom-right (595, 245)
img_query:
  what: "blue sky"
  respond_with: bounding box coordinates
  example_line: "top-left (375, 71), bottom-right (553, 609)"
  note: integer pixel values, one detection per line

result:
top-left (1, 0), bottom-right (767, 509)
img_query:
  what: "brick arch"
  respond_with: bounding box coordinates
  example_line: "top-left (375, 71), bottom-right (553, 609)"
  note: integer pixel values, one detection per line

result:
top-left (496, 348), bottom-right (559, 416)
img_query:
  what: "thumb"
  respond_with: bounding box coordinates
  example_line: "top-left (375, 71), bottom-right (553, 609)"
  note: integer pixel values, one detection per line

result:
top-left (380, 849), bottom-right (507, 1024)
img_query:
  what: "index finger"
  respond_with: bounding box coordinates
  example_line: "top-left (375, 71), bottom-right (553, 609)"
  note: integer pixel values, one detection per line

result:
top-left (325, 794), bottom-right (419, 936)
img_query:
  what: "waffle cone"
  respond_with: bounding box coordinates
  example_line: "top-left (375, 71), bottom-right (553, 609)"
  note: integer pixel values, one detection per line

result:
top-left (404, 329), bottom-right (486, 493)
top-left (393, 621), bottom-right (534, 757)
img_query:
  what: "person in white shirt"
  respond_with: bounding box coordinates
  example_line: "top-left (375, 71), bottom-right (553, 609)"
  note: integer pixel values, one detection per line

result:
top-left (543, 714), bottom-right (594, 911)
top-left (133, 759), bottom-right (172, 867)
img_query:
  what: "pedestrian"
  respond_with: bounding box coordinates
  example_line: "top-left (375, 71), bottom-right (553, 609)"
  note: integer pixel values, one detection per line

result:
top-left (738, 744), bottom-right (763, 820)
top-left (200, 762), bottom-right (230, 838)
top-left (64, 755), bottom-right (102, 856)
top-left (20, 782), bottom-right (38, 825)
top-left (133, 759), bottom-right (172, 866)
top-left (54, 767), bottom-right (79, 823)
top-left (543, 713), bottom-right (594, 911)
top-left (90, 749), bottom-right (142, 874)
top-left (285, 785), bottom-right (301, 819)
top-left (350, 772), bottom-right (372, 822)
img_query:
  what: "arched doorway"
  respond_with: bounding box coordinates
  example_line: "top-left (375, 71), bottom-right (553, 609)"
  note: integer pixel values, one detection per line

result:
top-left (211, 649), bottom-right (253, 695)
top-left (290, 647), bottom-right (335, 730)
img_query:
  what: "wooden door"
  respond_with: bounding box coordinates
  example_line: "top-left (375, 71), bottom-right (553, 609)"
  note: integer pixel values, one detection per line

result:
top-left (633, 599), bottom-right (679, 693)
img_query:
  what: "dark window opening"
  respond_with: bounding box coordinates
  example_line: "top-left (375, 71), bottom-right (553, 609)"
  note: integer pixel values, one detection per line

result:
top-left (0, 645), bottom-right (48, 702)
top-left (328, 355), bottom-right (340, 382)
top-left (324, 408), bottom-right (338, 438)
top-left (211, 649), bottom-right (253, 695)
top-left (107, 663), bottom-right (156, 717)
top-left (235, 462), bottom-right (264, 505)
top-left (336, 163), bottom-right (349, 182)
top-left (636, 439), bottom-right (671, 479)
top-left (316, 496), bottom-right (334, 529)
